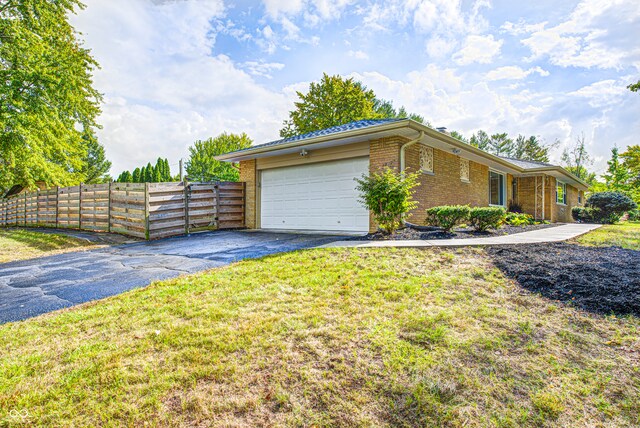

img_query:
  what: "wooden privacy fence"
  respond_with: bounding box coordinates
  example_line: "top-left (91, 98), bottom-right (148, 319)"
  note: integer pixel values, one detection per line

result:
top-left (0, 181), bottom-right (245, 240)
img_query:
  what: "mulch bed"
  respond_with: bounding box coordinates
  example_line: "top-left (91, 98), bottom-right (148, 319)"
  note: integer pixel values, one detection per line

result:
top-left (486, 243), bottom-right (640, 317)
top-left (350, 223), bottom-right (558, 241)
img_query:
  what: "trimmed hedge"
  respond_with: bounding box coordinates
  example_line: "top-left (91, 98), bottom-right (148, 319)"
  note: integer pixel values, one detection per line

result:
top-left (469, 207), bottom-right (506, 231)
top-left (426, 205), bottom-right (471, 232)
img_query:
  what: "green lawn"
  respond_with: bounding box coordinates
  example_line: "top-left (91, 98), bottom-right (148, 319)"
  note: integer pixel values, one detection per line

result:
top-left (0, 228), bottom-right (97, 264)
top-left (574, 221), bottom-right (640, 250)
top-left (1, 247), bottom-right (638, 427)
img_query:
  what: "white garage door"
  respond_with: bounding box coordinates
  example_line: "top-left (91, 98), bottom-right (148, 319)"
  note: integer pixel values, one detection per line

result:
top-left (260, 157), bottom-right (369, 233)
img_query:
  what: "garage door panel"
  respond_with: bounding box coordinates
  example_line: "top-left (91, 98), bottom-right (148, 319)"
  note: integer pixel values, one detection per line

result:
top-left (260, 157), bottom-right (369, 232)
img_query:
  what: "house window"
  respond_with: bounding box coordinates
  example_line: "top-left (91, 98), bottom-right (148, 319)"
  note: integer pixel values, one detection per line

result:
top-left (460, 158), bottom-right (470, 182)
top-left (419, 146), bottom-right (433, 173)
top-left (578, 192), bottom-right (582, 204)
top-left (557, 181), bottom-right (567, 204)
top-left (489, 171), bottom-right (505, 206)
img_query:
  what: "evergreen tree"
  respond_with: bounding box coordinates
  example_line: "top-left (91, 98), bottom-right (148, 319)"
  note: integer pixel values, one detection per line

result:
top-left (144, 163), bottom-right (153, 182)
top-left (132, 167), bottom-right (141, 183)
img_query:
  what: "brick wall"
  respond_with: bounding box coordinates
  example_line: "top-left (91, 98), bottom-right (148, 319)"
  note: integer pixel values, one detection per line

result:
top-left (404, 145), bottom-right (489, 225)
top-left (239, 159), bottom-right (256, 228)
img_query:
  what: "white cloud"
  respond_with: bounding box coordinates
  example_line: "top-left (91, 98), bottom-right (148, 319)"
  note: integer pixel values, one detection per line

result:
top-left (240, 61), bottom-right (285, 78)
top-left (514, 0), bottom-right (640, 70)
top-left (348, 50), bottom-right (369, 60)
top-left (568, 79), bottom-right (628, 107)
top-left (485, 65), bottom-right (549, 81)
top-left (425, 35), bottom-right (456, 58)
top-left (72, 0), bottom-right (291, 175)
top-left (262, 0), bottom-right (305, 18)
top-left (453, 34), bottom-right (503, 65)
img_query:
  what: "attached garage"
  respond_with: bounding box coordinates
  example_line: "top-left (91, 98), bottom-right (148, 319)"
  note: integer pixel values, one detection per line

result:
top-left (260, 157), bottom-right (370, 233)
top-left (216, 118), bottom-right (589, 233)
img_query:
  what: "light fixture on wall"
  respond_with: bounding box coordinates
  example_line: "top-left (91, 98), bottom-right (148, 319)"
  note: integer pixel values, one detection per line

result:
top-left (451, 148), bottom-right (461, 155)
top-left (300, 149), bottom-right (309, 157)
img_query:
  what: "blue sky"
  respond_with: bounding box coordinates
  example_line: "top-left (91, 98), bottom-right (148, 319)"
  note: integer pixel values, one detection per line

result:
top-left (72, 0), bottom-right (640, 177)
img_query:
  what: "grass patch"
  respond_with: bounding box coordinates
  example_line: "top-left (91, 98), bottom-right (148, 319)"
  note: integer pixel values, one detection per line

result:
top-left (574, 221), bottom-right (640, 250)
top-left (0, 248), bottom-right (638, 426)
top-left (0, 228), bottom-right (98, 263)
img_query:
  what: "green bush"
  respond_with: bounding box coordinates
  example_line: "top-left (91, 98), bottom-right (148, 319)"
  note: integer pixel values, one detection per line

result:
top-left (425, 205), bottom-right (470, 232)
top-left (628, 209), bottom-right (640, 221)
top-left (469, 207), bottom-right (506, 232)
top-left (584, 192), bottom-right (637, 224)
top-left (504, 212), bottom-right (535, 227)
top-left (571, 206), bottom-right (594, 223)
top-left (356, 168), bottom-right (420, 234)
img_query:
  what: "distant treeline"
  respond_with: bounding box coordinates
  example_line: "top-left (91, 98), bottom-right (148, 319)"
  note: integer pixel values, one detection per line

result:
top-left (115, 158), bottom-right (174, 183)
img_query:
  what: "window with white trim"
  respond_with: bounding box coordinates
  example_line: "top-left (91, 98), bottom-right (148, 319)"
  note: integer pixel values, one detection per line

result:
top-left (419, 146), bottom-right (433, 173)
top-left (460, 158), bottom-right (470, 182)
top-left (489, 171), bottom-right (505, 206)
top-left (557, 181), bottom-right (567, 204)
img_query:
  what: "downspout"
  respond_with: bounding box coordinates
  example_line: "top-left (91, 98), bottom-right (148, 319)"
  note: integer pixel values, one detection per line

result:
top-left (399, 130), bottom-right (424, 229)
top-left (399, 131), bottom-right (424, 173)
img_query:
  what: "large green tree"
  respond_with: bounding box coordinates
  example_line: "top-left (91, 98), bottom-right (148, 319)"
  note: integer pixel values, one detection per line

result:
top-left (186, 132), bottom-right (252, 182)
top-left (280, 74), bottom-right (379, 138)
top-left (0, 0), bottom-right (105, 191)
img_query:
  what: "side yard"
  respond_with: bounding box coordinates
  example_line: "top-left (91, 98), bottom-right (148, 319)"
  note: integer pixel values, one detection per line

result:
top-left (1, 223), bottom-right (638, 427)
top-left (574, 221), bottom-right (640, 250)
top-left (0, 229), bottom-right (98, 263)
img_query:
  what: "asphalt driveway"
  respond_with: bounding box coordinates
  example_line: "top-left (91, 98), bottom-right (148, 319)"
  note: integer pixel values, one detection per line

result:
top-left (0, 230), bottom-right (339, 324)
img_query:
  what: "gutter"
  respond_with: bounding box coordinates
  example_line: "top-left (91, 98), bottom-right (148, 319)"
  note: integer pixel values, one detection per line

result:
top-left (399, 131), bottom-right (424, 172)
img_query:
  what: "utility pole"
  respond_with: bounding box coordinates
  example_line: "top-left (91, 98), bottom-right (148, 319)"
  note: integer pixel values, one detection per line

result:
top-left (179, 158), bottom-right (184, 182)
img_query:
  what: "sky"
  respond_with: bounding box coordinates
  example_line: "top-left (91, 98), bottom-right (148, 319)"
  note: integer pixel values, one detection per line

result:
top-left (71, 0), bottom-right (640, 178)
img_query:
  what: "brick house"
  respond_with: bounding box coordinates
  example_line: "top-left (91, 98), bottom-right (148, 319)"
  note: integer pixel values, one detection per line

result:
top-left (216, 119), bottom-right (588, 233)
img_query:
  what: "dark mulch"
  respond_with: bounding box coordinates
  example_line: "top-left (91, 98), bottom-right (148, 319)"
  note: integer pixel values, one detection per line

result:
top-left (350, 223), bottom-right (558, 241)
top-left (486, 243), bottom-right (640, 317)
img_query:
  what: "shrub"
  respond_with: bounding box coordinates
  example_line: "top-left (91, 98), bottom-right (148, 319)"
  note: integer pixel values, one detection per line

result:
top-left (425, 205), bottom-right (470, 232)
top-left (507, 200), bottom-right (523, 213)
top-left (571, 206), bottom-right (594, 223)
top-left (356, 168), bottom-right (420, 234)
top-left (469, 207), bottom-right (506, 232)
top-left (585, 192), bottom-right (637, 224)
top-left (504, 212), bottom-right (535, 227)
top-left (628, 209), bottom-right (640, 221)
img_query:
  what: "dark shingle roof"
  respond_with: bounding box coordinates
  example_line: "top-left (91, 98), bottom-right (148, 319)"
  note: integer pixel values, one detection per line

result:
top-left (225, 118), bottom-right (406, 156)
top-left (497, 156), bottom-right (554, 169)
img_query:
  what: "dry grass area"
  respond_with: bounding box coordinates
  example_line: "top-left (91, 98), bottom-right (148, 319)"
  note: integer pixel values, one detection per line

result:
top-left (0, 228), bottom-right (98, 263)
top-left (1, 247), bottom-right (638, 427)
top-left (574, 221), bottom-right (640, 250)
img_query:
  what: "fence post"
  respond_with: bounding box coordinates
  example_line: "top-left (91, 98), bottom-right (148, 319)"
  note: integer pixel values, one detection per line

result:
top-left (36, 189), bottom-right (40, 227)
top-left (183, 178), bottom-right (190, 235)
top-left (78, 183), bottom-right (83, 230)
top-left (214, 182), bottom-right (221, 230)
top-left (107, 181), bottom-right (112, 233)
top-left (23, 193), bottom-right (27, 227)
top-left (144, 182), bottom-right (150, 240)
top-left (55, 186), bottom-right (59, 229)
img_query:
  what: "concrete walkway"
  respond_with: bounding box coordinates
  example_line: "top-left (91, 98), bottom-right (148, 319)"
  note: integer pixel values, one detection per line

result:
top-left (321, 223), bottom-right (601, 248)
